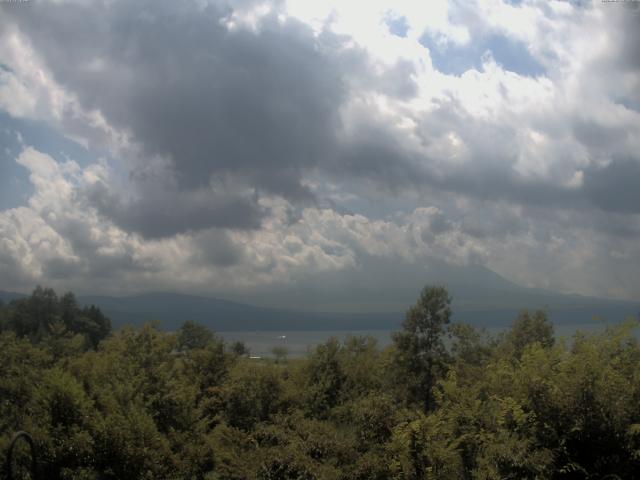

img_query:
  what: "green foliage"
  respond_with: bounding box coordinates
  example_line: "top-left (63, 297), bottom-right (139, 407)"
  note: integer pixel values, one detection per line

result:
top-left (2, 286), bottom-right (640, 479)
top-left (230, 340), bottom-right (250, 357)
top-left (333, 393), bottom-right (399, 446)
top-left (504, 309), bottom-right (555, 358)
top-left (303, 337), bottom-right (346, 418)
top-left (389, 412), bottom-right (464, 480)
top-left (178, 320), bottom-right (216, 351)
top-left (1, 287), bottom-right (110, 349)
top-left (271, 346), bottom-right (290, 364)
top-left (392, 285), bottom-right (452, 411)
top-left (221, 361), bottom-right (285, 431)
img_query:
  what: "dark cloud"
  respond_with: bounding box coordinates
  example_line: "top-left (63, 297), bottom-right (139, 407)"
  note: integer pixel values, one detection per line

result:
top-left (2, 0), bottom-right (639, 240)
top-left (567, 209), bottom-right (640, 240)
top-left (337, 132), bottom-right (427, 194)
top-left (85, 180), bottom-right (265, 239)
top-left (420, 209), bottom-right (453, 243)
top-left (428, 210), bottom-right (453, 235)
top-left (583, 158), bottom-right (640, 214)
top-left (192, 229), bottom-right (245, 267)
top-left (44, 1), bottom-right (338, 185)
top-left (591, 8), bottom-right (640, 113)
top-left (5, 0), bottom-right (347, 233)
top-left (378, 59), bottom-right (418, 98)
top-left (0, 248), bottom-right (33, 289)
top-left (615, 5), bottom-right (640, 71)
top-left (434, 167), bottom-right (579, 208)
top-left (42, 256), bottom-right (82, 280)
top-left (461, 210), bottom-right (526, 239)
top-left (572, 119), bottom-right (629, 154)
top-left (1, 0), bottom-right (434, 236)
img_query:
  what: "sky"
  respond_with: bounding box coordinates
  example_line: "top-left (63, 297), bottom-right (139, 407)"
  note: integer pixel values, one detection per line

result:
top-left (0, 0), bottom-right (639, 305)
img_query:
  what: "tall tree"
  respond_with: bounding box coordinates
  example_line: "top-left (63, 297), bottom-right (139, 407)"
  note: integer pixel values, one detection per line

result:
top-left (392, 285), bottom-right (452, 411)
top-left (506, 309), bottom-right (554, 358)
top-left (305, 337), bottom-right (346, 418)
top-left (3, 288), bottom-right (110, 348)
top-left (7, 286), bottom-right (58, 340)
top-left (177, 320), bottom-right (215, 351)
top-left (76, 305), bottom-right (111, 348)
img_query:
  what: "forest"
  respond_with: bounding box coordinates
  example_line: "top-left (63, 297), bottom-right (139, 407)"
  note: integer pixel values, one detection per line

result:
top-left (1, 286), bottom-right (640, 479)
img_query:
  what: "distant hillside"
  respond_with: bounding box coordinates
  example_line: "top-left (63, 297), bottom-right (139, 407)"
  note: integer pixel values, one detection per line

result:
top-left (3, 261), bottom-right (639, 332)
top-left (213, 257), bottom-right (640, 329)
top-left (78, 292), bottom-right (400, 331)
top-left (216, 256), bottom-right (640, 319)
top-left (77, 291), bottom-right (640, 332)
top-left (0, 290), bottom-right (26, 304)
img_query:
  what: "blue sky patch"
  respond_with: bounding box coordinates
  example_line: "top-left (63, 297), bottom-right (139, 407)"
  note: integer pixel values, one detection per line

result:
top-left (421, 32), bottom-right (546, 77)
top-left (0, 126), bottom-right (33, 210)
top-left (386, 15), bottom-right (409, 38)
top-left (0, 112), bottom-right (97, 210)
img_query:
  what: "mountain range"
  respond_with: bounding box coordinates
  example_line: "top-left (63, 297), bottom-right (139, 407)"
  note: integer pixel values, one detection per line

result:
top-left (1, 260), bottom-right (638, 331)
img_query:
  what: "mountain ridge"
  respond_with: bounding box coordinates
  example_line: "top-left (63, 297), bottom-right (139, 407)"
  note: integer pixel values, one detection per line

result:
top-left (1, 261), bottom-right (638, 331)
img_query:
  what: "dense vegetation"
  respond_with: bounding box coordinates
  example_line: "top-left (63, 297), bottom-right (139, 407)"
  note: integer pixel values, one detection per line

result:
top-left (1, 286), bottom-right (639, 479)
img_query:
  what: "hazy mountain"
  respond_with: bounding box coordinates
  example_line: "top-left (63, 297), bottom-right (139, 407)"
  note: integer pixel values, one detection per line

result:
top-left (78, 258), bottom-right (640, 332)
top-left (2, 259), bottom-right (638, 331)
top-left (217, 256), bottom-right (640, 326)
top-left (216, 257), bottom-right (554, 313)
top-left (78, 292), bottom-right (398, 331)
top-left (0, 290), bottom-right (26, 304)
top-left (76, 290), bottom-right (639, 333)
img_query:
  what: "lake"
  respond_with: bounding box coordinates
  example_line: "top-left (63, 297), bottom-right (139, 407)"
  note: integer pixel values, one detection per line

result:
top-left (219, 321), bottom-right (630, 358)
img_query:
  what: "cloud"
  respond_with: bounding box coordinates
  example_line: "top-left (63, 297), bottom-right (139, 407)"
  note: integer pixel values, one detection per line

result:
top-left (0, 148), bottom-right (492, 293)
top-left (191, 229), bottom-right (246, 268)
top-left (0, 0), bottom-right (639, 301)
top-left (583, 158), bottom-right (640, 214)
top-left (86, 180), bottom-right (266, 239)
top-left (3, 0), bottom-right (639, 214)
top-left (2, 145), bottom-right (640, 300)
top-left (4, 0), bottom-right (345, 199)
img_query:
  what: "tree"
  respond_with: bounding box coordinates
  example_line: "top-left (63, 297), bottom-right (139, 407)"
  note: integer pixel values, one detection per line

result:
top-left (223, 361), bottom-right (283, 431)
top-left (60, 292), bottom-right (80, 330)
top-left (304, 338), bottom-right (346, 418)
top-left (0, 300), bottom-right (6, 333)
top-left (392, 286), bottom-right (452, 411)
top-left (80, 305), bottom-right (112, 348)
top-left (7, 286), bottom-right (58, 340)
top-left (3, 288), bottom-right (111, 348)
top-left (231, 340), bottom-right (250, 357)
top-left (271, 346), bottom-right (289, 364)
top-left (506, 309), bottom-right (554, 358)
top-left (177, 320), bottom-right (215, 351)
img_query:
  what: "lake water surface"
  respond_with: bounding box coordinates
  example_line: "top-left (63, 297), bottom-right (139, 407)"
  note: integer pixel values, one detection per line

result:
top-left (220, 322), bottom-right (627, 358)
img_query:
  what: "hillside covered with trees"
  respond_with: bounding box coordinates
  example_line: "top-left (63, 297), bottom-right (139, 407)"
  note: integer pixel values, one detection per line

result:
top-left (1, 286), bottom-right (640, 479)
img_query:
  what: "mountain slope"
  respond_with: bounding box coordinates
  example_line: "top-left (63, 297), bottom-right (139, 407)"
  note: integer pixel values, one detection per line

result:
top-left (0, 290), bottom-right (26, 304)
top-left (3, 258), bottom-right (639, 331)
top-left (217, 256), bottom-right (640, 324)
top-left (78, 292), bottom-right (399, 331)
top-left (77, 290), bottom-right (640, 332)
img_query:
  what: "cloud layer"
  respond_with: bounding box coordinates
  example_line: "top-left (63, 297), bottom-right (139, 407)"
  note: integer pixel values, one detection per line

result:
top-left (0, 0), bottom-right (639, 302)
